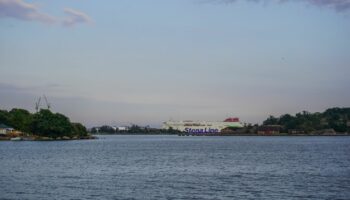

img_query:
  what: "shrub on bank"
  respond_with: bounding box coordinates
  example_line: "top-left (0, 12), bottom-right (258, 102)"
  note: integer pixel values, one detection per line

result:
top-left (0, 108), bottom-right (88, 138)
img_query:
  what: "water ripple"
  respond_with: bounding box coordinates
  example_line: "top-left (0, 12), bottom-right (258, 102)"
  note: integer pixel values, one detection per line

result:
top-left (0, 135), bottom-right (350, 200)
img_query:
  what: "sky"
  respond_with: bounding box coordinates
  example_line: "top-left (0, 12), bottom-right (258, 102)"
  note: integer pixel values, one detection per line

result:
top-left (1, 0), bottom-right (350, 127)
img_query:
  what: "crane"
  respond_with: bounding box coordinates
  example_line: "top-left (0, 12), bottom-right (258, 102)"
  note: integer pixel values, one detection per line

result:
top-left (43, 95), bottom-right (51, 110)
top-left (35, 97), bottom-right (41, 112)
top-left (34, 95), bottom-right (52, 112)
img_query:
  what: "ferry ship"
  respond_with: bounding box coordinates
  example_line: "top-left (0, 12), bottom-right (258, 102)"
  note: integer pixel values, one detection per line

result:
top-left (162, 118), bottom-right (244, 133)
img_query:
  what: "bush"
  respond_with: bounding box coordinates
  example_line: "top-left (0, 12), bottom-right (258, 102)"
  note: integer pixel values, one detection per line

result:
top-left (31, 109), bottom-right (73, 138)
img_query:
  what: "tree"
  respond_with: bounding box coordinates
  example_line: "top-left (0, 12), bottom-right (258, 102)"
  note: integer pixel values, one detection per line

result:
top-left (8, 108), bottom-right (33, 133)
top-left (262, 107), bottom-right (350, 133)
top-left (279, 114), bottom-right (296, 132)
top-left (0, 110), bottom-right (10, 125)
top-left (31, 109), bottom-right (73, 138)
top-left (99, 125), bottom-right (115, 133)
top-left (0, 107), bottom-right (90, 138)
top-left (128, 125), bottom-right (142, 133)
top-left (263, 115), bottom-right (279, 125)
top-left (72, 123), bottom-right (88, 137)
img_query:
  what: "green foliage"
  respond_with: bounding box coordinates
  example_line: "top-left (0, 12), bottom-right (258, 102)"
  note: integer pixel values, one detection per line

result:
top-left (263, 115), bottom-right (279, 125)
top-left (279, 114), bottom-right (296, 130)
top-left (323, 108), bottom-right (350, 132)
top-left (0, 110), bottom-right (10, 124)
top-left (90, 127), bottom-right (99, 133)
top-left (164, 127), bottom-right (182, 134)
top-left (99, 125), bottom-right (116, 133)
top-left (31, 109), bottom-right (73, 137)
top-left (91, 124), bottom-right (181, 135)
top-left (71, 123), bottom-right (88, 137)
top-left (8, 108), bottom-right (33, 133)
top-left (0, 107), bottom-right (89, 138)
top-left (128, 125), bottom-right (143, 133)
top-left (263, 107), bottom-right (350, 133)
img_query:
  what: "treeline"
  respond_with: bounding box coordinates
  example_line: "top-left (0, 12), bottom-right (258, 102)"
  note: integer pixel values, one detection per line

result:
top-left (0, 108), bottom-right (88, 138)
top-left (263, 107), bottom-right (350, 133)
top-left (91, 125), bottom-right (181, 134)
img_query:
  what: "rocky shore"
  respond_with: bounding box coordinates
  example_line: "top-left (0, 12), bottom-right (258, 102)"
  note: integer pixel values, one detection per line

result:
top-left (0, 135), bottom-right (97, 141)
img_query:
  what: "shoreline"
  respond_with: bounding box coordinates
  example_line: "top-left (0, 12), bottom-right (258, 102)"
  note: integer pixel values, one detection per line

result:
top-left (0, 135), bottom-right (97, 141)
top-left (92, 133), bottom-right (350, 136)
top-left (186, 134), bottom-right (350, 136)
top-left (1, 133), bottom-right (349, 141)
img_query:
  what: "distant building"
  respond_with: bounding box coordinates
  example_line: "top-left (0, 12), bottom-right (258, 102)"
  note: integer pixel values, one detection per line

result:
top-left (117, 126), bottom-right (128, 131)
top-left (0, 124), bottom-right (14, 135)
top-left (0, 129), bottom-right (6, 135)
top-left (257, 125), bottom-right (282, 135)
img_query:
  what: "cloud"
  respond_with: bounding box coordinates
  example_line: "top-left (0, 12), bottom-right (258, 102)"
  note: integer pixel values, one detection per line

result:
top-left (0, 0), bottom-right (56, 24)
top-left (309, 0), bottom-right (350, 12)
top-left (63, 8), bottom-right (92, 27)
top-left (207, 0), bottom-right (350, 12)
top-left (0, 1), bottom-right (92, 27)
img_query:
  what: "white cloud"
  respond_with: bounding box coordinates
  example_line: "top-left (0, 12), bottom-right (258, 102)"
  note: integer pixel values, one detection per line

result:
top-left (63, 7), bottom-right (92, 27)
top-left (0, 0), bottom-right (92, 27)
top-left (0, 0), bottom-right (56, 24)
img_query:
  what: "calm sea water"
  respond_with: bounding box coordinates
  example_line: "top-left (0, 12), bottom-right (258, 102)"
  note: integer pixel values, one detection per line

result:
top-left (0, 135), bottom-right (350, 200)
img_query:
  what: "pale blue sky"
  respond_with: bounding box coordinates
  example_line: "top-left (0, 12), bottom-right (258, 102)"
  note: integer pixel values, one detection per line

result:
top-left (1, 0), bottom-right (350, 127)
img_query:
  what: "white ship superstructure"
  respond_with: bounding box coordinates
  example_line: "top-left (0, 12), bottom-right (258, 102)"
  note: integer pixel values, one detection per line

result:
top-left (162, 118), bottom-right (243, 133)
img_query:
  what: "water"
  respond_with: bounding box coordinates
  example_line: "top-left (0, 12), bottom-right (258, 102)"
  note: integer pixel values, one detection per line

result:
top-left (0, 135), bottom-right (350, 200)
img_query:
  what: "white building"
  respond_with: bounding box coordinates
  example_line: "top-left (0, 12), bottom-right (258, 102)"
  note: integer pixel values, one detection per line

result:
top-left (0, 124), bottom-right (13, 135)
top-left (117, 126), bottom-right (128, 131)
